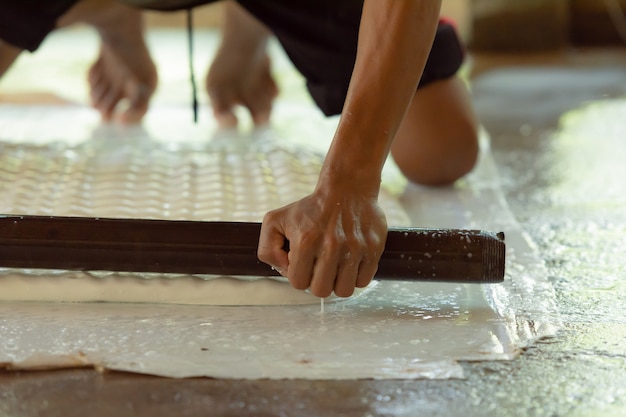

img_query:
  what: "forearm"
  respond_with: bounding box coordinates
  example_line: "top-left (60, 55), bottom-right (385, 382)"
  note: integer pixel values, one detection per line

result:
top-left (259, 1), bottom-right (442, 297)
top-left (319, 0), bottom-right (442, 195)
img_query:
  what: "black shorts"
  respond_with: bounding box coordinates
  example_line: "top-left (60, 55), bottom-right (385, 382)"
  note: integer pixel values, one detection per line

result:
top-left (1, 0), bottom-right (464, 116)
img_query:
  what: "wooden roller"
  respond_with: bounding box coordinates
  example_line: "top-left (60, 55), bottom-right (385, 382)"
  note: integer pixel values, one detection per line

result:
top-left (0, 215), bottom-right (505, 283)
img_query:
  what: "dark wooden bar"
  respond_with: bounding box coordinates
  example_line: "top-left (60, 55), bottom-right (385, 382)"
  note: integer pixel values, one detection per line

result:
top-left (0, 215), bottom-right (505, 283)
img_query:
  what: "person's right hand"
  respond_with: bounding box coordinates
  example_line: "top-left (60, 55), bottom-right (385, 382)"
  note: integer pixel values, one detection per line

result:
top-left (257, 176), bottom-right (388, 298)
top-left (206, 49), bottom-right (278, 128)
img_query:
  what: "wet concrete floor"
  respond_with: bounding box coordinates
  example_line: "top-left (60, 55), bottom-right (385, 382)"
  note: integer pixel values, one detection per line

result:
top-left (1, 49), bottom-right (626, 416)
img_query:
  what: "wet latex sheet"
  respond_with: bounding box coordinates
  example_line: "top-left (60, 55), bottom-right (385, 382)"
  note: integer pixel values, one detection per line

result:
top-left (0, 105), bottom-right (558, 379)
top-left (0, 30), bottom-right (558, 379)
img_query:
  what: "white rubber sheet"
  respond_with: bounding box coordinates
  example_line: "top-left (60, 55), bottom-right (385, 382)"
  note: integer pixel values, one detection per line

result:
top-left (0, 28), bottom-right (559, 379)
top-left (0, 104), bottom-right (558, 379)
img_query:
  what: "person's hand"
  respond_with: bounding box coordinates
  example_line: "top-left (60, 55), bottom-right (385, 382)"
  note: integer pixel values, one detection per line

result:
top-left (257, 185), bottom-right (388, 298)
top-left (206, 49), bottom-right (278, 128)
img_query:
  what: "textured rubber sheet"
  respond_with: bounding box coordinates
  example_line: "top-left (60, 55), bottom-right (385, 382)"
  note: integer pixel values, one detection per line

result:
top-left (0, 104), bottom-right (558, 379)
top-left (0, 29), bottom-right (559, 379)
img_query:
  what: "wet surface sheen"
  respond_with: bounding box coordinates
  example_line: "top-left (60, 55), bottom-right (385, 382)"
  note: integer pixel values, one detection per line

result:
top-left (1, 35), bottom-right (626, 416)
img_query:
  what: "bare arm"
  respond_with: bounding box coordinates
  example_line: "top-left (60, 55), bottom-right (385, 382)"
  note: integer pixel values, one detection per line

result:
top-left (218, 1), bottom-right (271, 55)
top-left (322, 0), bottom-right (441, 192)
top-left (258, 0), bottom-right (442, 297)
top-left (207, 1), bottom-right (278, 126)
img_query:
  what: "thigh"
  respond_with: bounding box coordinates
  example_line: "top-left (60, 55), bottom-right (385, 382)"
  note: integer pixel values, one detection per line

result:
top-left (391, 75), bottom-right (479, 186)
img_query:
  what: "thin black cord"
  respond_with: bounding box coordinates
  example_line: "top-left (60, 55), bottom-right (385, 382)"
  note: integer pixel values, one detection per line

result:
top-left (187, 8), bottom-right (199, 123)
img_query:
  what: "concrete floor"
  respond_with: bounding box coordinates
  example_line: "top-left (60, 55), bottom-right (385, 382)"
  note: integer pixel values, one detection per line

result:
top-left (1, 49), bottom-right (626, 416)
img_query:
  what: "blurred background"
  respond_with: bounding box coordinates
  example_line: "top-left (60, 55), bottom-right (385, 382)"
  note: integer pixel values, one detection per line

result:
top-left (143, 0), bottom-right (626, 50)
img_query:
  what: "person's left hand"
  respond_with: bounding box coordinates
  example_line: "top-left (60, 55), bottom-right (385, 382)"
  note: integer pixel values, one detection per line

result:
top-left (206, 50), bottom-right (278, 128)
top-left (257, 187), bottom-right (388, 298)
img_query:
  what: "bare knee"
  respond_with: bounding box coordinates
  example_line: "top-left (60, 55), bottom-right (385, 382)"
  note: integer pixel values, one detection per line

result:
top-left (436, 125), bottom-right (479, 185)
top-left (422, 124), bottom-right (479, 186)
top-left (394, 121), bottom-right (479, 186)
top-left (391, 76), bottom-right (479, 187)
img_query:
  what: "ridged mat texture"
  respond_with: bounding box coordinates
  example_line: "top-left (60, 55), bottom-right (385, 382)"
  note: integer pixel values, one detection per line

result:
top-left (0, 133), bottom-right (409, 224)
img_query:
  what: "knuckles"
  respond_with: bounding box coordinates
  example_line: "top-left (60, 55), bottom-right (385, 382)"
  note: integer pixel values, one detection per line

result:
top-left (297, 230), bottom-right (320, 252)
top-left (262, 209), bottom-right (280, 225)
